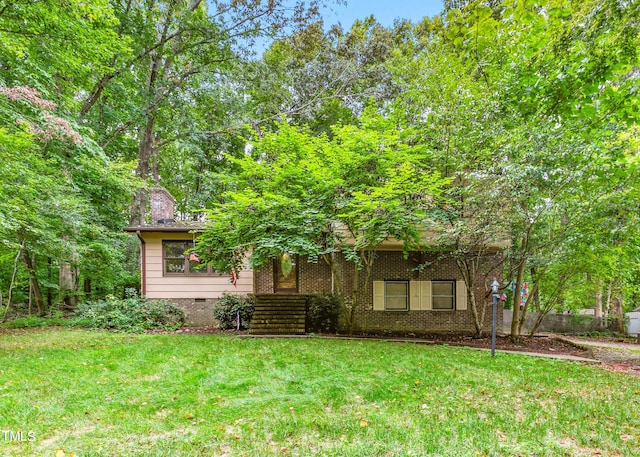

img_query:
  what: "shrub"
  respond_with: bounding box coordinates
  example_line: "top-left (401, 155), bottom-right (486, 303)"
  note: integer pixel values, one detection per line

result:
top-left (213, 294), bottom-right (255, 330)
top-left (578, 329), bottom-right (623, 338)
top-left (1, 316), bottom-right (89, 329)
top-left (1, 307), bottom-right (92, 329)
top-left (76, 291), bottom-right (185, 333)
top-left (307, 294), bottom-right (340, 333)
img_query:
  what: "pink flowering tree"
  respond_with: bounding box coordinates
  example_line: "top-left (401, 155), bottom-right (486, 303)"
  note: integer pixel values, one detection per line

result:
top-left (0, 86), bottom-right (134, 315)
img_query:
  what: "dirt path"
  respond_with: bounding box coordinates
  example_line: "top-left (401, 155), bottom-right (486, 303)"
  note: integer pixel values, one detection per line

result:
top-left (559, 336), bottom-right (640, 352)
top-left (557, 336), bottom-right (640, 377)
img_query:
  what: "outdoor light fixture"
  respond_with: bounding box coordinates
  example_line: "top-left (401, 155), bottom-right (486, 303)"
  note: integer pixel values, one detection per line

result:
top-left (491, 278), bottom-right (500, 357)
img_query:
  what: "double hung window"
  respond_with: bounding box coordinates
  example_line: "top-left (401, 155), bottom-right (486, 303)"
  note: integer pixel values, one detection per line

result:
top-left (163, 241), bottom-right (215, 276)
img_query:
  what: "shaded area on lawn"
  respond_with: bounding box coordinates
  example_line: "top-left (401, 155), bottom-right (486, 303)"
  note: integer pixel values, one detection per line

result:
top-left (1, 330), bottom-right (640, 456)
top-left (147, 326), bottom-right (594, 357)
top-left (10, 325), bottom-right (640, 375)
top-left (158, 326), bottom-right (640, 377)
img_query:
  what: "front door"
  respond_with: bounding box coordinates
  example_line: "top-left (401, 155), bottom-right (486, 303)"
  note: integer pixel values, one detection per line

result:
top-left (274, 253), bottom-right (298, 293)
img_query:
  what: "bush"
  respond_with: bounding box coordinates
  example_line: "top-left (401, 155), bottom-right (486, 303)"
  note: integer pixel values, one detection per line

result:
top-left (76, 291), bottom-right (185, 333)
top-left (307, 294), bottom-right (340, 333)
top-left (213, 294), bottom-right (255, 330)
top-left (578, 329), bottom-right (623, 338)
top-left (1, 316), bottom-right (90, 329)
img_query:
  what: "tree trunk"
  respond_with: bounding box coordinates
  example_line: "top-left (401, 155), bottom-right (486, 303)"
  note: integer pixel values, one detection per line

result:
top-left (612, 289), bottom-right (624, 333)
top-left (59, 261), bottom-right (78, 308)
top-left (529, 312), bottom-right (546, 336)
top-left (605, 281), bottom-right (613, 327)
top-left (130, 114), bottom-right (157, 225)
top-left (80, 0), bottom-right (134, 117)
top-left (594, 280), bottom-right (603, 328)
top-left (84, 278), bottom-right (92, 299)
top-left (130, 29), bottom-right (166, 225)
top-left (348, 250), bottom-right (375, 333)
top-left (80, 73), bottom-right (115, 116)
top-left (47, 257), bottom-right (53, 308)
top-left (510, 259), bottom-right (526, 340)
top-left (2, 245), bottom-right (23, 320)
top-left (530, 267), bottom-right (540, 312)
top-left (28, 276), bottom-right (34, 316)
top-left (349, 260), bottom-right (359, 332)
top-left (528, 271), bottom-right (568, 336)
top-left (136, 115), bottom-right (156, 180)
top-left (455, 257), bottom-right (485, 337)
top-left (518, 280), bottom-right (539, 336)
top-left (323, 252), bottom-right (350, 331)
top-left (22, 249), bottom-right (45, 315)
top-left (468, 291), bottom-right (484, 338)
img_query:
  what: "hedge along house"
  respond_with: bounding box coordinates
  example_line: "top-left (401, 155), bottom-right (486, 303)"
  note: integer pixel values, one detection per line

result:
top-left (252, 237), bottom-right (504, 335)
top-left (125, 187), bottom-right (253, 326)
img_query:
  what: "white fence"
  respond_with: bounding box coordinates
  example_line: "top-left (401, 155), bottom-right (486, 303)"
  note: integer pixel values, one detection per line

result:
top-left (627, 312), bottom-right (640, 337)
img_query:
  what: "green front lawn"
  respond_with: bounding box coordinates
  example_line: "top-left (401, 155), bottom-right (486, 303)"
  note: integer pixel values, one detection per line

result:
top-left (1, 330), bottom-right (639, 456)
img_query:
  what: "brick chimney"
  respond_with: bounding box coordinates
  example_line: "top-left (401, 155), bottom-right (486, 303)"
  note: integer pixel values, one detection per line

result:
top-left (149, 187), bottom-right (175, 224)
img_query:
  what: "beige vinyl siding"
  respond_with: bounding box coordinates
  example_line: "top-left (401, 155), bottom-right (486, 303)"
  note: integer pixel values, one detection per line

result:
top-left (142, 232), bottom-right (253, 299)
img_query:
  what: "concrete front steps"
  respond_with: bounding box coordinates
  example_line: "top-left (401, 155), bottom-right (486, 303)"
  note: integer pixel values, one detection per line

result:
top-left (249, 294), bottom-right (308, 335)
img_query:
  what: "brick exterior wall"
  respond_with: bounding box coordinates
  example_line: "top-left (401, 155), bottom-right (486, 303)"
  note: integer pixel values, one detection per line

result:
top-left (254, 251), bottom-right (503, 334)
top-left (170, 297), bottom-right (218, 326)
top-left (254, 258), bottom-right (332, 295)
top-left (354, 251), bottom-right (502, 334)
top-left (254, 263), bottom-right (274, 294)
top-left (149, 187), bottom-right (175, 223)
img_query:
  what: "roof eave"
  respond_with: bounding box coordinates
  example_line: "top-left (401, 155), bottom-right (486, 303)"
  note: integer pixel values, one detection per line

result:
top-left (124, 225), bottom-right (205, 233)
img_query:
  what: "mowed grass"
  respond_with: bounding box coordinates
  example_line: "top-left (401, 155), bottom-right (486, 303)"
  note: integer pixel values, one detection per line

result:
top-left (0, 331), bottom-right (639, 457)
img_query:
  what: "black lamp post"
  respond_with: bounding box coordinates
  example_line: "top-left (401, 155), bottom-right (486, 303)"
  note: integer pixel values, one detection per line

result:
top-left (491, 278), bottom-right (500, 357)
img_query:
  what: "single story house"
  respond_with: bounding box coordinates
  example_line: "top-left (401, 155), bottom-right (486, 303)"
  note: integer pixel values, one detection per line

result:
top-left (252, 248), bottom-right (502, 335)
top-left (127, 188), bottom-right (503, 333)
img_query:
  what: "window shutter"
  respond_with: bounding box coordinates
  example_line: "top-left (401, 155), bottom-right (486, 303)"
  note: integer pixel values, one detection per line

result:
top-left (409, 281), bottom-right (421, 311)
top-left (373, 281), bottom-right (385, 310)
top-left (421, 280), bottom-right (432, 310)
top-left (456, 280), bottom-right (468, 310)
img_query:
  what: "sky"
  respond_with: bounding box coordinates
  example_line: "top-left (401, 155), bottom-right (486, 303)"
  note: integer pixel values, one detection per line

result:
top-left (320, 0), bottom-right (445, 28)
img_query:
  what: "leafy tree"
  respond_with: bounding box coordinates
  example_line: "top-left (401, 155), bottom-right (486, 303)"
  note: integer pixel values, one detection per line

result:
top-left (194, 111), bottom-right (448, 330)
top-left (0, 0), bottom-right (139, 313)
top-left (385, 24), bottom-right (511, 337)
top-left (492, 0), bottom-right (639, 337)
top-left (0, 86), bottom-right (135, 314)
top-left (155, 14), bottom-right (410, 213)
top-left (240, 15), bottom-right (410, 136)
top-left (0, 0), bottom-right (125, 104)
top-left (73, 0), bottom-right (340, 224)
top-left (384, 0), bottom-right (639, 338)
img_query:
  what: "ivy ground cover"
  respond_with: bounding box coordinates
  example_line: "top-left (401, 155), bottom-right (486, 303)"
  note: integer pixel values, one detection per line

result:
top-left (0, 330), bottom-right (639, 456)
